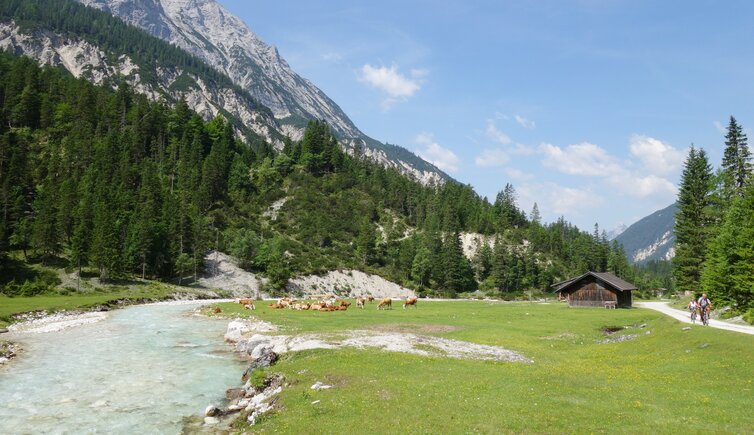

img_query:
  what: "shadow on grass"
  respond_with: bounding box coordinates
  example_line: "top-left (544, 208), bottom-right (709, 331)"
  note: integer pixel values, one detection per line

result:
top-left (0, 256), bottom-right (44, 286)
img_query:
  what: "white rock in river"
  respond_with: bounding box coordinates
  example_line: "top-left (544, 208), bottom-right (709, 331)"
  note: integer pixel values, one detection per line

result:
top-left (204, 405), bottom-right (220, 417)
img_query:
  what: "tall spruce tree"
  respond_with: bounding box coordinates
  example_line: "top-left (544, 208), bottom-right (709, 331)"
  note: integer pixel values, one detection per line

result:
top-left (673, 147), bottom-right (714, 294)
top-left (721, 116), bottom-right (753, 199)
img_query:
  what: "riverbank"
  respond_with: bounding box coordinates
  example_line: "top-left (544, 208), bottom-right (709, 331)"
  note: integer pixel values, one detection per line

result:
top-left (0, 302), bottom-right (247, 433)
top-left (0, 284), bottom-right (231, 329)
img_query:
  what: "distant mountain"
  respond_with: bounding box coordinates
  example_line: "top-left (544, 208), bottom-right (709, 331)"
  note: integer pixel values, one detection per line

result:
top-left (615, 203), bottom-right (677, 264)
top-left (606, 223), bottom-right (627, 241)
top-left (75, 0), bottom-right (447, 184)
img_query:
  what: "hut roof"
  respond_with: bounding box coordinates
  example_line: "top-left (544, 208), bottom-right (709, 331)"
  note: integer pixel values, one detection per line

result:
top-left (551, 271), bottom-right (637, 293)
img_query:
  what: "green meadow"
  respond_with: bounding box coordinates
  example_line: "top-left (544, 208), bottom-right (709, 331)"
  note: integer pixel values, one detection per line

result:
top-left (216, 300), bottom-right (754, 434)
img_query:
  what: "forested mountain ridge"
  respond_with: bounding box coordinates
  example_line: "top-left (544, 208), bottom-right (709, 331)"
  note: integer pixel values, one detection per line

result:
top-left (0, 52), bottom-right (648, 298)
top-left (75, 0), bottom-right (449, 184)
top-left (0, 0), bottom-right (446, 184)
top-left (0, 0), bottom-right (281, 149)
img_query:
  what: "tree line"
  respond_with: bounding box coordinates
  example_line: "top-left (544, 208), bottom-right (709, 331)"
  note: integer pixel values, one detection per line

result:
top-left (674, 116), bottom-right (754, 313)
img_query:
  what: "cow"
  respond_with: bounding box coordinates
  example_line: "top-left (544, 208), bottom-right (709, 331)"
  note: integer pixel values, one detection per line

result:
top-left (377, 298), bottom-right (392, 310)
top-left (340, 300), bottom-right (352, 308)
top-left (403, 297), bottom-right (418, 309)
top-left (238, 298), bottom-right (253, 306)
top-left (244, 303), bottom-right (255, 310)
top-left (268, 303), bottom-right (284, 309)
top-left (367, 295), bottom-right (375, 303)
top-left (213, 306), bottom-right (222, 314)
top-left (356, 297), bottom-right (366, 309)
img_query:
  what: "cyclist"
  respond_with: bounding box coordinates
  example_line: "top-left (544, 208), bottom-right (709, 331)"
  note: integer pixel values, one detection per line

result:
top-left (698, 293), bottom-right (712, 325)
top-left (687, 298), bottom-right (699, 323)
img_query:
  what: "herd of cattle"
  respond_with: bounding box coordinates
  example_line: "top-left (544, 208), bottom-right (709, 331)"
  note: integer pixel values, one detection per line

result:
top-left (235, 296), bottom-right (419, 312)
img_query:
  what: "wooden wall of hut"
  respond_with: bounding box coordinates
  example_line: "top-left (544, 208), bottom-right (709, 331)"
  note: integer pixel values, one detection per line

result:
top-left (566, 281), bottom-right (617, 308)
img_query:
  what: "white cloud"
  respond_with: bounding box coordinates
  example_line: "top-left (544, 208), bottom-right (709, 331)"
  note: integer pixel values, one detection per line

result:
top-left (415, 133), bottom-right (460, 173)
top-left (321, 52), bottom-right (343, 61)
top-left (504, 168), bottom-right (534, 181)
top-left (628, 135), bottom-right (686, 176)
top-left (539, 142), bottom-right (621, 176)
top-left (519, 183), bottom-right (603, 217)
top-left (539, 139), bottom-right (679, 199)
top-left (514, 115), bottom-right (536, 129)
top-left (485, 120), bottom-right (512, 145)
top-left (511, 143), bottom-right (536, 156)
top-left (616, 174), bottom-right (678, 198)
top-left (359, 64), bottom-right (424, 109)
top-left (714, 121), bottom-right (726, 134)
top-left (475, 148), bottom-right (510, 167)
top-left (410, 68), bottom-right (429, 79)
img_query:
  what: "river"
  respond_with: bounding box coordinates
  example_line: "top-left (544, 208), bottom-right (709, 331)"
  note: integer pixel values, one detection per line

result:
top-left (0, 302), bottom-right (245, 434)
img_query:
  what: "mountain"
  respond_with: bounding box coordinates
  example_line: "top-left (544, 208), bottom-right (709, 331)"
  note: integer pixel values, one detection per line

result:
top-left (0, 0), bottom-right (282, 147)
top-left (606, 223), bottom-right (627, 241)
top-left (75, 0), bottom-right (447, 184)
top-left (615, 203), bottom-right (677, 264)
top-left (0, 0), bottom-right (446, 184)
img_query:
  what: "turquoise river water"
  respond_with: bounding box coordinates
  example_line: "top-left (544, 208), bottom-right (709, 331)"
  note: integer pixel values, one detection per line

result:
top-left (0, 302), bottom-right (246, 434)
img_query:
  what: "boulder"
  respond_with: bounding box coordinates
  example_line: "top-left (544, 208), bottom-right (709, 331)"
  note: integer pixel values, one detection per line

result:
top-left (226, 388), bottom-right (246, 401)
top-left (204, 405), bottom-right (221, 417)
top-left (241, 348), bottom-right (278, 382)
top-left (224, 320), bottom-right (250, 343)
top-left (310, 381), bottom-right (333, 391)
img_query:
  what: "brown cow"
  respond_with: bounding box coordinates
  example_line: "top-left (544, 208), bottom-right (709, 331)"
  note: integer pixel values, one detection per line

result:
top-left (340, 300), bottom-right (352, 308)
top-left (403, 297), bottom-right (418, 309)
top-left (356, 297), bottom-right (366, 309)
top-left (213, 306), bottom-right (222, 314)
top-left (268, 303), bottom-right (284, 309)
top-left (367, 296), bottom-right (375, 303)
top-left (377, 298), bottom-right (392, 310)
top-left (238, 298), bottom-right (253, 306)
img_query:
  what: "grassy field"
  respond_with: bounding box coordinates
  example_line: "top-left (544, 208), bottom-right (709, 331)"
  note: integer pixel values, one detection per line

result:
top-left (213, 300), bottom-right (754, 434)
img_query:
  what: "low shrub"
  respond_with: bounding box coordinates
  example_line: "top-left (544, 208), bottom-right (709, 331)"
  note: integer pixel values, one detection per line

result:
top-left (743, 308), bottom-right (754, 325)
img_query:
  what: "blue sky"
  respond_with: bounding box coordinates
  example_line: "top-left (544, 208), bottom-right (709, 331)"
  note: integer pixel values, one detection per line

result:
top-left (218, 0), bottom-right (754, 232)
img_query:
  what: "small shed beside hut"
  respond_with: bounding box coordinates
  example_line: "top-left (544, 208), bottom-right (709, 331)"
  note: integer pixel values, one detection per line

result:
top-left (551, 272), bottom-right (636, 308)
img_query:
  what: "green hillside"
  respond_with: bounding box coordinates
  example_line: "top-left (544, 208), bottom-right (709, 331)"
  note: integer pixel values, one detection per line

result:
top-left (0, 51), bottom-right (644, 299)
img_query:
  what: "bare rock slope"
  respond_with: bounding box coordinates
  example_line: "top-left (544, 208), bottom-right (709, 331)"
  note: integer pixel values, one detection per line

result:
top-left (200, 252), bottom-right (415, 299)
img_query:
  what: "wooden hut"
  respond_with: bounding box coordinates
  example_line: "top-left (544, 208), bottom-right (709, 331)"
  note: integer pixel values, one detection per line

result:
top-left (551, 272), bottom-right (635, 308)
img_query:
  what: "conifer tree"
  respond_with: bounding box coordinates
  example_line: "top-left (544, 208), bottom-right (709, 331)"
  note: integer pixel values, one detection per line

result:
top-left (530, 203), bottom-right (541, 225)
top-left (673, 147), bottom-right (714, 294)
top-left (721, 116), bottom-right (753, 199)
top-left (440, 232), bottom-right (474, 295)
top-left (355, 218), bottom-right (377, 266)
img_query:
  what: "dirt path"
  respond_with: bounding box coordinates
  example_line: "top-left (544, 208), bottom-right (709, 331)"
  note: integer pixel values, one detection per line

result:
top-left (637, 302), bottom-right (754, 335)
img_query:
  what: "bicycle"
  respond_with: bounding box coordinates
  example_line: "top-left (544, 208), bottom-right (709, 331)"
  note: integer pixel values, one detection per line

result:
top-left (690, 308), bottom-right (697, 324)
top-left (701, 308), bottom-right (710, 326)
